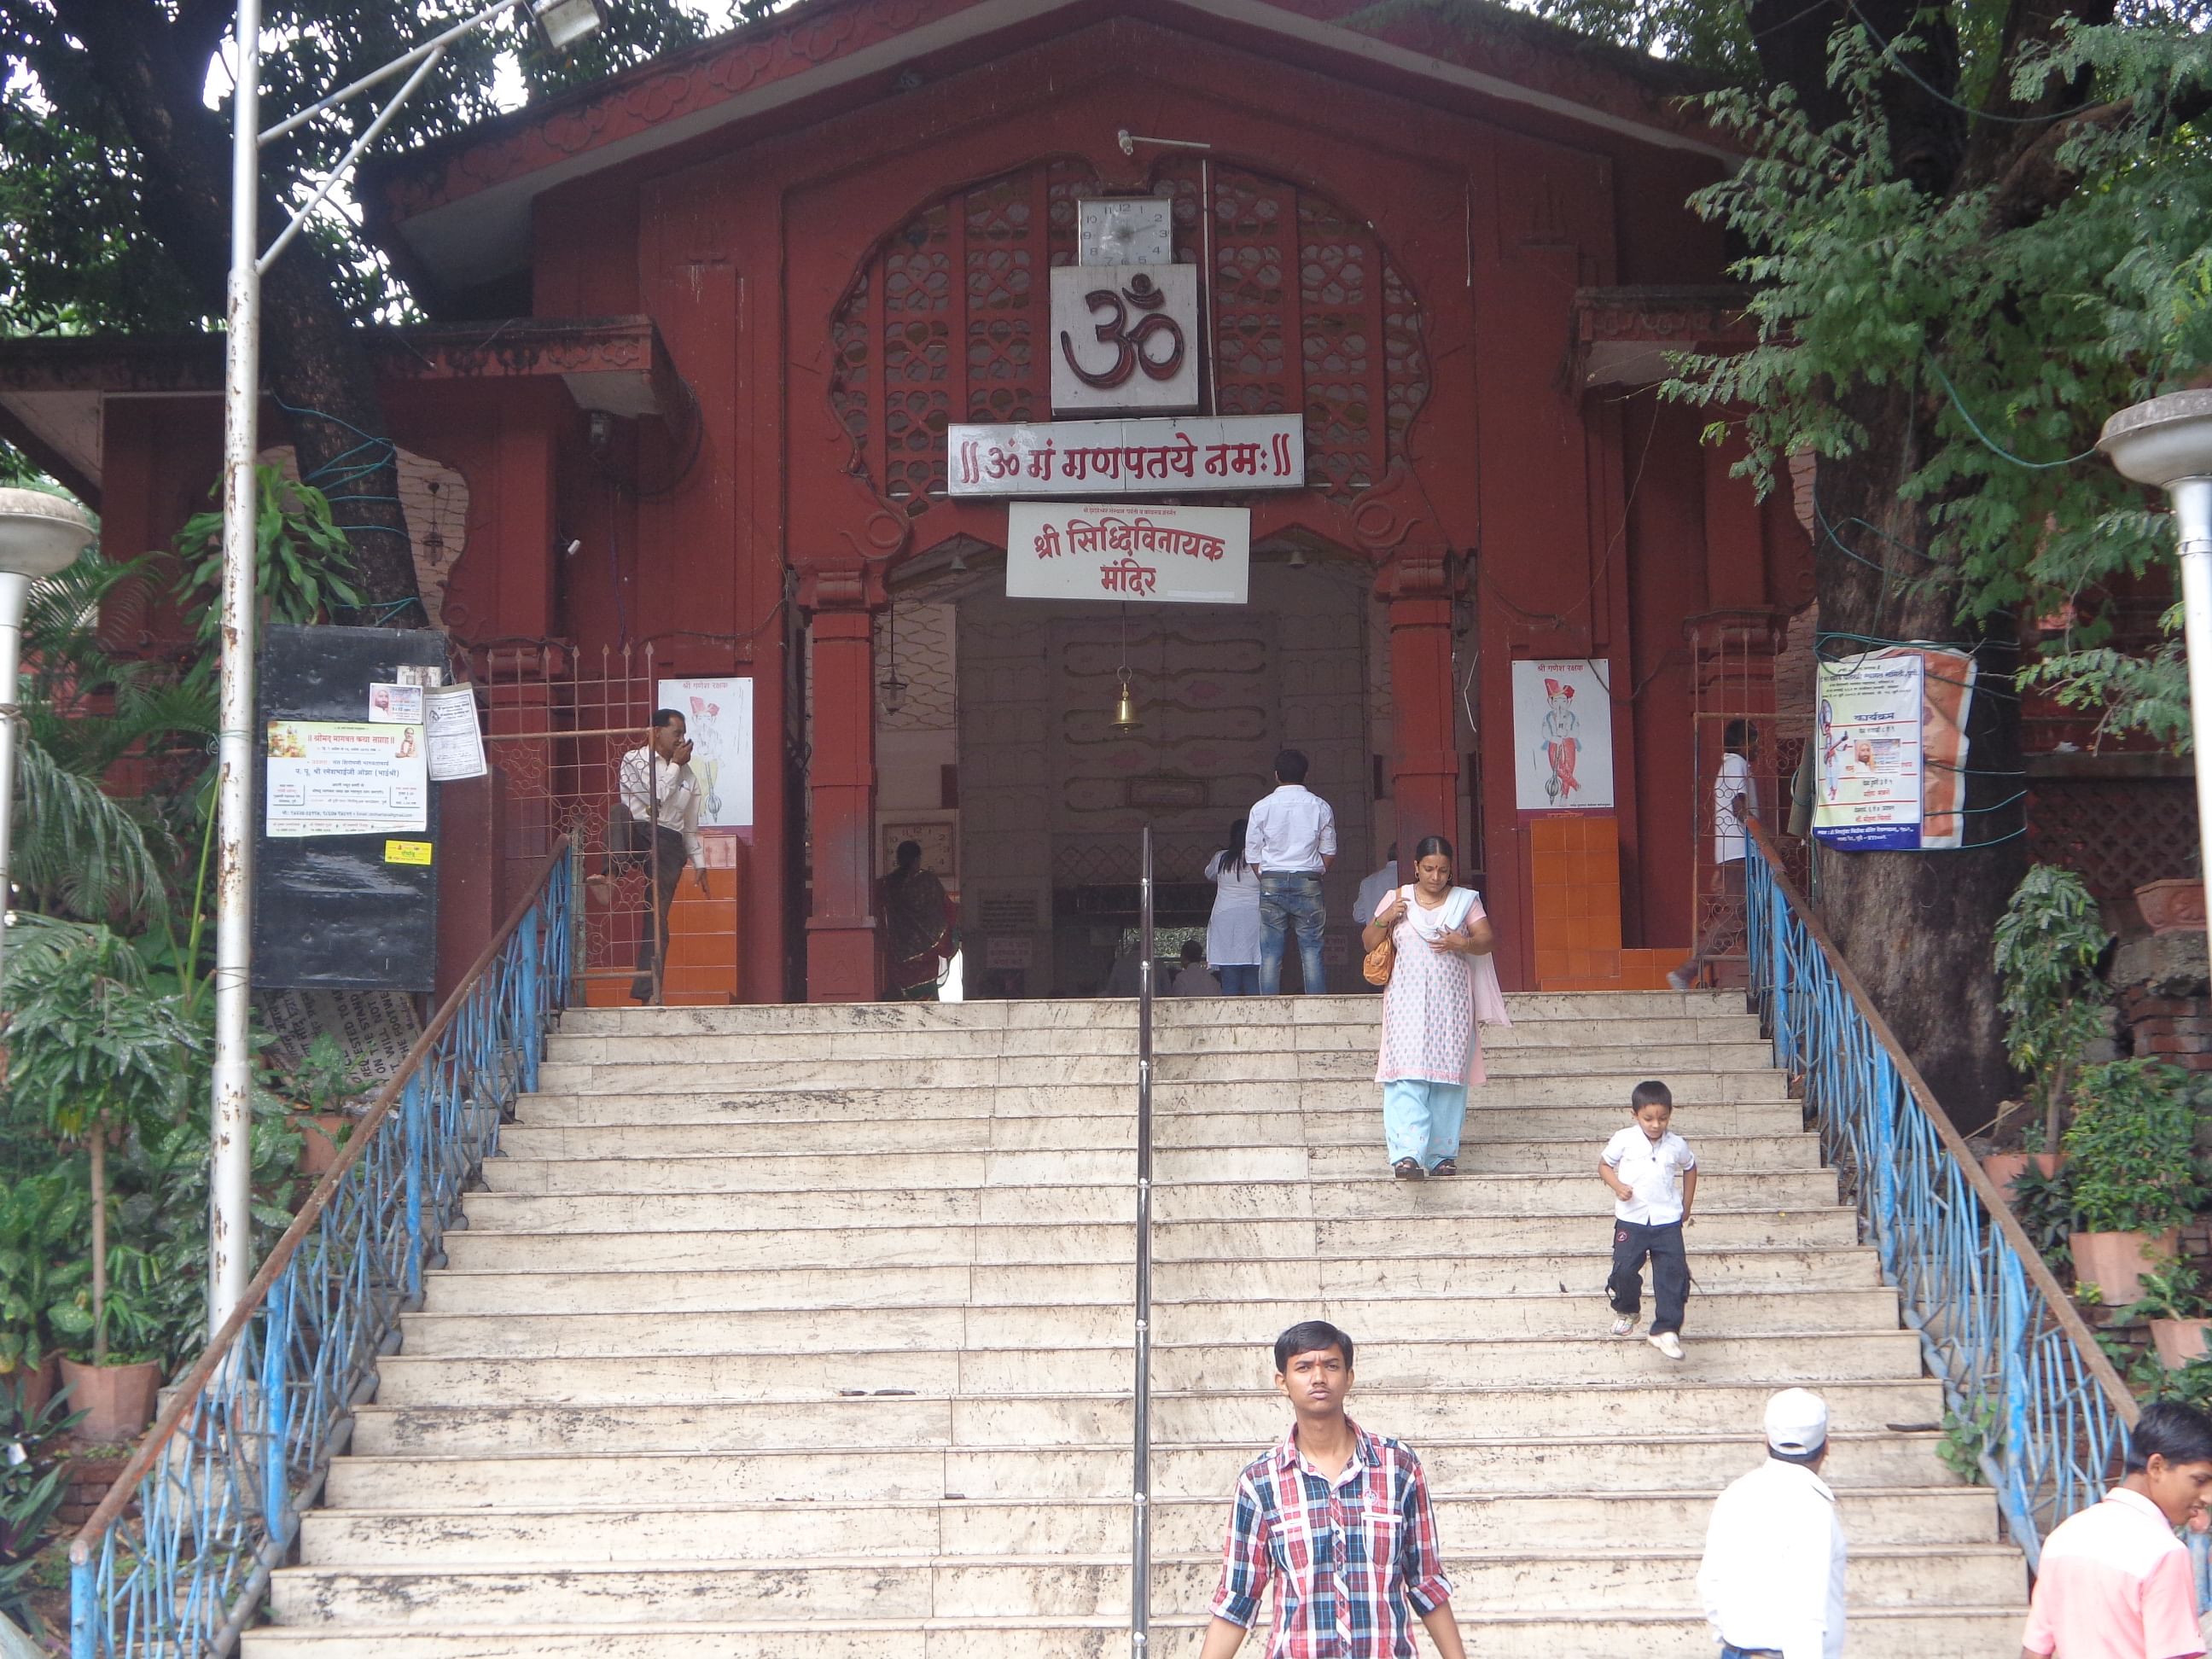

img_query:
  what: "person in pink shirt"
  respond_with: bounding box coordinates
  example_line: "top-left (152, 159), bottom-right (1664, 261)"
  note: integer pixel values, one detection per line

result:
top-left (2023, 1400), bottom-right (2212, 1659)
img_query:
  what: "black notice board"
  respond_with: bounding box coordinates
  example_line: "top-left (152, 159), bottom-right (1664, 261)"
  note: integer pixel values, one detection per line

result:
top-left (253, 626), bottom-right (445, 991)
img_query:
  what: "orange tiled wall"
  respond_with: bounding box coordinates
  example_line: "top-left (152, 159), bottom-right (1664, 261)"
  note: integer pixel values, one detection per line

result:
top-left (1528, 815), bottom-right (1679, 991)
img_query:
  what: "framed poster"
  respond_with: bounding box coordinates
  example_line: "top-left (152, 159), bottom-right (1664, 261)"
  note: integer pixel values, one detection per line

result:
top-left (1813, 652), bottom-right (1929, 850)
top-left (656, 677), bottom-right (754, 828)
top-left (1511, 660), bottom-right (1616, 812)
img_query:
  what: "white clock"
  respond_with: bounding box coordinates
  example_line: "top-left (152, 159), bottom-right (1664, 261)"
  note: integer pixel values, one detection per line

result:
top-left (1077, 198), bottom-right (1174, 268)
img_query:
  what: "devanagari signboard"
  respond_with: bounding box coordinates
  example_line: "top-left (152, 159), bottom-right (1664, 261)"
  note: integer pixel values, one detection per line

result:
top-left (948, 415), bottom-right (1303, 498)
top-left (1006, 502), bottom-right (1250, 605)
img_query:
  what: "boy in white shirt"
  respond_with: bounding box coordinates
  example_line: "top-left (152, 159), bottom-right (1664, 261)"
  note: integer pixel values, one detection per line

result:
top-left (1600, 1080), bottom-right (1698, 1359)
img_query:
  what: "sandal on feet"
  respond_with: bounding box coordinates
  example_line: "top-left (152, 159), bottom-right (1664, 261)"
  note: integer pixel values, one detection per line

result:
top-left (1429, 1158), bottom-right (1458, 1178)
top-left (1393, 1158), bottom-right (1425, 1180)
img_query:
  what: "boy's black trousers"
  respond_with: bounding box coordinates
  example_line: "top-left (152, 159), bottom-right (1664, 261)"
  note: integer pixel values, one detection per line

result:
top-left (1608, 1219), bottom-right (1689, 1336)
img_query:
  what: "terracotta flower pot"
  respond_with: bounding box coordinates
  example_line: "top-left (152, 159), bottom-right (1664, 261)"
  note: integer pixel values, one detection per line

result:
top-left (2135, 878), bottom-right (2207, 938)
top-left (295, 1111), bottom-right (352, 1178)
top-left (1978, 1152), bottom-right (2064, 1205)
top-left (4, 1351), bottom-right (61, 1417)
top-left (2152, 1318), bottom-right (2212, 1370)
top-left (2073, 1230), bottom-right (2180, 1307)
top-left (57, 1357), bottom-right (162, 1445)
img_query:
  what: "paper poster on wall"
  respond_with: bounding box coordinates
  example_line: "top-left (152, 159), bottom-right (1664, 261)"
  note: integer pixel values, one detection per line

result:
top-left (1813, 652), bottom-right (1926, 850)
top-left (656, 677), bottom-right (754, 828)
top-left (422, 684), bottom-right (488, 782)
top-left (1511, 660), bottom-right (1615, 812)
top-left (265, 719), bottom-right (428, 838)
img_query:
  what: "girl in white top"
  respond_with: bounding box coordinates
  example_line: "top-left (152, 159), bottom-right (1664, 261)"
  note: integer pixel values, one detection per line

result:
top-left (1202, 817), bottom-right (1264, 995)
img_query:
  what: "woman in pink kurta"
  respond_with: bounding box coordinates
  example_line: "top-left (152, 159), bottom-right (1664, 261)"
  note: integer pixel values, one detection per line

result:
top-left (1364, 835), bottom-right (1511, 1179)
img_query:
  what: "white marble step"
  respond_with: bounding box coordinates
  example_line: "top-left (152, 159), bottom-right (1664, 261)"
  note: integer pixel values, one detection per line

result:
top-left (351, 1377), bottom-right (1947, 1457)
top-left (421, 1243), bottom-right (1877, 1313)
top-left (370, 1328), bottom-right (1924, 1404)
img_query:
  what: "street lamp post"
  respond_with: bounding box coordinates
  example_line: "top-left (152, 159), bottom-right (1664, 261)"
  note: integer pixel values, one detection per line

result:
top-left (0, 488), bottom-right (97, 983)
top-left (208, 0), bottom-right (602, 1333)
top-left (2098, 390), bottom-right (2212, 963)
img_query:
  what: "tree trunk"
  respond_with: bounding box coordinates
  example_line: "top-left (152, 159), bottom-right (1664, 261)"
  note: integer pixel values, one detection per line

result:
top-left (42, 0), bottom-right (424, 624)
top-left (90, 1131), bottom-right (108, 1366)
top-left (1813, 382), bottom-right (2026, 1117)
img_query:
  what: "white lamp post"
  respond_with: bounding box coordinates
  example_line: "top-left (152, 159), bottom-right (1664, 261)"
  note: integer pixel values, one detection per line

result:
top-left (0, 488), bottom-right (96, 983)
top-left (207, 0), bottom-right (602, 1333)
top-left (2098, 390), bottom-right (2212, 961)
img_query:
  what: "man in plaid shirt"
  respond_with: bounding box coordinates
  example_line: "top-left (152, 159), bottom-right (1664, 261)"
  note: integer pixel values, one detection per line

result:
top-left (1200, 1321), bottom-right (1469, 1659)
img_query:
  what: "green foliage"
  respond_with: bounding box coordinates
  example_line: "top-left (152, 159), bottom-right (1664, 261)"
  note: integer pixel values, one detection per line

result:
top-left (0, 1173), bottom-right (90, 1375)
top-left (0, 1373), bottom-right (84, 1627)
top-left (288, 1033), bottom-right (358, 1115)
top-left (2005, 1156), bottom-right (2075, 1266)
top-left (2140, 1353), bottom-right (2212, 1413)
top-left (1994, 866), bottom-right (2113, 1149)
top-left (2063, 1059), bottom-right (2207, 1237)
top-left (1936, 1400), bottom-right (1998, 1485)
top-left (173, 466), bottom-right (364, 653)
top-left (1667, 16), bottom-right (2212, 747)
top-left (2120, 1254), bottom-right (2212, 1324)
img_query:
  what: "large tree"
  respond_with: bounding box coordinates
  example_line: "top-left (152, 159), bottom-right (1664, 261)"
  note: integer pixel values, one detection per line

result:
top-left (0, 0), bottom-right (715, 619)
top-left (1528, 0), bottom-right (2209, 1111)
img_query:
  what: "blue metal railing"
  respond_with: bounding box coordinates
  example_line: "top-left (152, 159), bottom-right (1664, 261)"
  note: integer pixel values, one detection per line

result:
top-left (68, 841), bottom-right (574, 1657)
top-left (1742, 824), bottom-right (2134, 1567)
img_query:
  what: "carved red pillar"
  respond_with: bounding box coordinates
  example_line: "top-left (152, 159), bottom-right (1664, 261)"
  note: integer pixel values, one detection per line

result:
top-left (802, 570), bottom-right (883, 1002)
top-left (1382, 550), bottom-right (1460, 856)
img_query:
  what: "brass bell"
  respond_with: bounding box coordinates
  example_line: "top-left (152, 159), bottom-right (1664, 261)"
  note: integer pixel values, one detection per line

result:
top-left (1110, 673), bottom-right (1142, 731)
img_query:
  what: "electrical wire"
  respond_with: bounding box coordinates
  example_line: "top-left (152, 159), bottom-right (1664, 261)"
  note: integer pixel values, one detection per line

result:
top-left (1846, 0), bottom-right (2073, 126)
top-left (1926, 362), bottom-right (2101, 470)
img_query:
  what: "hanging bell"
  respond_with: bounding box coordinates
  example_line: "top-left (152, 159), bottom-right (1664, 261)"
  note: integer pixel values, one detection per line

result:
top-left (1110, 673), bottom-right (1143, 731)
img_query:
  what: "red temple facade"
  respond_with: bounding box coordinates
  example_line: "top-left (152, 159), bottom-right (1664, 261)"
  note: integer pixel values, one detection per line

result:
top-left (0, 0), bottom-right (1837, 1004)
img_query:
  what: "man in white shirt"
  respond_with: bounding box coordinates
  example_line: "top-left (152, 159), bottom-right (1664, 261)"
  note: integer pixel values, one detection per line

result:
top-left (1671, 720), bottom-right (1759, 992)
top-left (1243, 749), bottom-right (1336, 994)
top-left (1697, 1388), bottom-right (1848, 1659)
top-left (616, 708), bottom-right (705, 1002)
top-left (1353, 846), bottom-right (1399, 937)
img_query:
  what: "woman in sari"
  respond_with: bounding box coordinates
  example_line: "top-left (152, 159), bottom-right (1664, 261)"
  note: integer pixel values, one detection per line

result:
top-left (879, 840), bottom-right (954, 1000)
top-left (1362, 835), bottom-right (1511, 1179)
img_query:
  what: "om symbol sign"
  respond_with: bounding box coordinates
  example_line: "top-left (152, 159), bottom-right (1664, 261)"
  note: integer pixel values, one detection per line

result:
top-left (1059, 273), bottom-right (1188, 390)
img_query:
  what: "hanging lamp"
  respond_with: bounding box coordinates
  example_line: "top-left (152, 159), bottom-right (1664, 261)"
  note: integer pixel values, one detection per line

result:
top-left (879, 606), bottom-right (909, 715)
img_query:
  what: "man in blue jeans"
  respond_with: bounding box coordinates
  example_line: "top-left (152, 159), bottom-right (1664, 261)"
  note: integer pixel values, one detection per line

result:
top-left (1244, 748), bottom-right (1336, 994)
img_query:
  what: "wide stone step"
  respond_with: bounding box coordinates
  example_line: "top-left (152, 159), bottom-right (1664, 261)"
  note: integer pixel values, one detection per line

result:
top-left (447, 1208), bottom-right (1860, 1254)
top-left (476, 1144), bottom-right (1825, 1194)
top-left (420, 1243), bottom-right (1877, 1313)
top-left (238, 1608), bottom-right (2023, 1659)
top-left (494, 1122), bottom-right (1821, 1172)
top-left (351, 1377), bottom-right (1946, 1457)
top-left (271, 1537), bottom-right (2015, 1624)
top-left (549, 990), bottom-right (1745, 1036)
top-left (399, 1286), bottom-right (1899, 1348)
top-left (299, 1485), bottom-right (1997, 1557)
top-left (370, 1329), bottom-right (1924, 1404)
top-left (320, 1430), bottom-right (1949, 1511)
top-left (531, 1050), bottom-right (1779, 1091)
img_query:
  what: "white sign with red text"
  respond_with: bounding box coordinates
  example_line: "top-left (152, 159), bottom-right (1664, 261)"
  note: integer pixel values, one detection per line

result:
top-left (1006, 502), bottom-right (1249, 605)
top-left (948, 416), bottom-right (1302, 497)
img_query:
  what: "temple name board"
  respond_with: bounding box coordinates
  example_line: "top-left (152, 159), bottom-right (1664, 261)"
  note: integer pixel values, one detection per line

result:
top-left (947, 415), bottom-right (1303, 497)
top-left (1005, 502), bottom-right (1249, 604)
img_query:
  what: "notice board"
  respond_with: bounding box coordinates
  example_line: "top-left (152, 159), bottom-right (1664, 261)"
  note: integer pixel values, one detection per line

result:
top-left (253, 626), bottom-right (445, 991)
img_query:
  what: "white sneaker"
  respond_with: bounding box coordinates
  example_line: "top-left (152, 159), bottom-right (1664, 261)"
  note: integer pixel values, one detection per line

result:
top-left (1610, 1314), bottom-right (1637, 1337)
top-left (1666, 969), bottom-right (1692, 992)
top-left (1649, 1331), bottom-right (1685, 1359)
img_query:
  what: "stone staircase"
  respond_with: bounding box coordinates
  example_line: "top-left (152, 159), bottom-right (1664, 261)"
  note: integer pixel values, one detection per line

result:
top-left (244, 992), bottom-right (2026, 1657)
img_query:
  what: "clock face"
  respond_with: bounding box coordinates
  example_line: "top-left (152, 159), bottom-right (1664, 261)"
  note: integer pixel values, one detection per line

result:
top-left (1077, 198), bottom-right (1174, 267)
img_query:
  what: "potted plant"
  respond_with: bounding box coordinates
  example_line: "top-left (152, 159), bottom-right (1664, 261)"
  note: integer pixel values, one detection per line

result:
top-left (0, 1171), bottom-right (91, 1417)
top-left (1993, 865), bottom-right (2111, 1163)
top-left (1, 1371), bottom-right (86, 1632)
top-left (1980, 1122), bottom-right (2069, 1202)
top-left (282, 1033), bottom-right (360, 1178)
top-left (2064, 1058), bottom-right (2205, 1306)
top-left (2, 917), bottom-right (201, 1444)
top-left (2122, 1255), bottom-right (2212, 1369)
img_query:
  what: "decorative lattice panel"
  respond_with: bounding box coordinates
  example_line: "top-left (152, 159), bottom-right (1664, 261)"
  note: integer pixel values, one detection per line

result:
top-left (2027, 780), bottom-right (2200, 899)
top-left (827, 158), bottom-right (1429, 513)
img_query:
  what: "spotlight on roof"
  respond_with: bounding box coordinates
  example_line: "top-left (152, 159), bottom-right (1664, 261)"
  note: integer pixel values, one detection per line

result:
top-left (532, 0), bottom-right (604, 52)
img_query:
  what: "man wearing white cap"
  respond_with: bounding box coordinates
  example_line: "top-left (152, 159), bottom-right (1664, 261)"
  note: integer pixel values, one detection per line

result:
top-left (1696, 1388), bottom-right (1848, 1659)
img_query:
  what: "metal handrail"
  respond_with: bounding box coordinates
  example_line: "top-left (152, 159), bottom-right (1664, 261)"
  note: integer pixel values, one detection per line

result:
top-left (1743, 822), bottom-right (2134, 1565)
top-left (68, 839), bottom-right (575, 1657)
top-left (1130, 825), bottom-right (1155, 1656)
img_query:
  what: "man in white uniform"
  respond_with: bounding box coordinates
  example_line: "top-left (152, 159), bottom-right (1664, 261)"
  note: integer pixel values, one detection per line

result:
top-left (1671, 720), bottom-right (1758, 991)
top-left (1697, 1388), bottom-right (1848, 1659)
top-left (616, 708), bottom-right (705, 1002)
